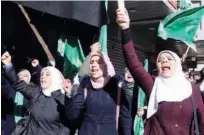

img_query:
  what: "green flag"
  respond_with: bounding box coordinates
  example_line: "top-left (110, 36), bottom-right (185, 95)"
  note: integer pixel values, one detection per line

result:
top-left (58, 1), bottom-right (108, 78)
top-left (57, 36), bottom-right (85, 79)
top-left (99, 0), bottom-right (108, 54)
top-left (158, 3), bottom-right (204, 51)
top-left (133, 59), bottom-right (148, 135)
top-left (14, 92), bottom-right (24, 123)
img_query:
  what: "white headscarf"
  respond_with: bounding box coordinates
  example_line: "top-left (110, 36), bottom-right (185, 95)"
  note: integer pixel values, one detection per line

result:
top-left (41, 66), bottom-right (65, 97)
top-left (147, 50), bottom-right (192, 119)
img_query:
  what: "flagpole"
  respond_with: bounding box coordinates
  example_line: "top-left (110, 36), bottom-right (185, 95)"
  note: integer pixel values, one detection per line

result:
top-left (117, 0), bottom-right (125, 9)
top-left (185, 46), bottom-right (190, 55)
top-left (18, 4), bottom-right (55, 62)
top-left (115, 0), bottom-right (125, 131)
top-left (181, 46), bottom-right (190, 62)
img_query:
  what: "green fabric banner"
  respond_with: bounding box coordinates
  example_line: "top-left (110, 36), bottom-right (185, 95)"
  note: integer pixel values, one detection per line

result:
top-left (58, 0), bottom-right (108, 78)
top-left (14, 92), bottom-right (24, 123)
top-left (158, 3), bottom-right (204, 51)
top-left (99, 0), bottom-right (108, 54)
top-left (57, 37), bottom-right (85, 79)
top-left (133, 59), bottom-right (148, 135)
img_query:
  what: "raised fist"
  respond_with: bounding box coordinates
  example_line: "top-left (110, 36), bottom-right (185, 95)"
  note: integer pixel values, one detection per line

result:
top-left (31, 59), bottom-right (39, 67)
top-left (1, 51), bottom-right (12, 65)
top-left (90, 42), bottom-right (101, 54)
top-left (62, 79), bottom-right (72, 94)
top-left (137, 106), bottom-right (147, 117)
top-left (116, 8), bottom-right (130, 30)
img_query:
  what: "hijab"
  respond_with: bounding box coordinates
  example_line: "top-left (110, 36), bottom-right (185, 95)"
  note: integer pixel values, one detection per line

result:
top-left (147, 50), bottom-right (192, 119)
top-left (41, 66), bottom-right (65, 96)
top-left (123, 68), bottom-right (135, 101)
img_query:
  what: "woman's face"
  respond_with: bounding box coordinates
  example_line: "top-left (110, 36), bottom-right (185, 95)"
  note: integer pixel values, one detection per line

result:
top-left (157, 52), bottom-right (177, 78)
top-left (18, 70), bottom-right (30, 84)
top-left (40, 69), bottom-right (52, 90)
top-left (89, 55), bottom-right (106, 79)
top-left (124, 70), bottom-right (134, 83)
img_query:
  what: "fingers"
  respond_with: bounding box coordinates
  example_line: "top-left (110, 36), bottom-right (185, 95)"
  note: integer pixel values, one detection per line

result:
top-left (116, 8), bottom-right (128, 17)
top-left (137, 108), bottom-right (145, 117)
top-left (32, 59), bottom-right (39, 64)
top-left (64, 79), bottom-right (71, 88)
top-left (1, 51), bottom-right (12, 65)
top-left (65, 79), bottom-right (71, 85)
top-left (1, 52), bottom-right (10, 60)
top-left (90, 42), bottom-right (101, 53)
top-left (31, 59), bottom-right (40, 67)
top-left (116, 8), bottom-right (130, 29)
top-left (116, 17), bottom-right (127, 23)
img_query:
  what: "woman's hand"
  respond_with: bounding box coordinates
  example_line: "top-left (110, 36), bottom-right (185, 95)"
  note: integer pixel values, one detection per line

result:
top-left (137, 106), bottom-right (147, 117)
top-left (116, 8), bottom-right (130, 30)
top-left (31, 59), bottom-right (39, 68)
top-left (1, 51), bottom-right (12, 65)
top-left (90, 42), bottom-right (101, 54)
top-left (62, 79), bottom-right (72, 94)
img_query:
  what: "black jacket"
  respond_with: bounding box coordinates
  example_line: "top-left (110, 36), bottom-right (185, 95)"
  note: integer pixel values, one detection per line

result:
top-left (4, 66), bottom-right (71, 135)
top-left (65, 76), bottom-right (132, 135)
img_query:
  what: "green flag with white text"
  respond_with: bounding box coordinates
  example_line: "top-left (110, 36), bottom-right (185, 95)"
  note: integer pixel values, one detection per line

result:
top-left (158, 2), bottom-right (204, 51)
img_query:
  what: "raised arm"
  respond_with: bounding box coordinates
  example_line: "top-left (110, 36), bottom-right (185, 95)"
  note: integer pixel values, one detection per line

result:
top-left (12, 80), bottom-right (40, 99)
top-left (31, 59), bottom-right (43, 86)
top-left (116, 8), bottom-right (154, 98)
top-left (1, 52), bottom-right (39, 99)
top-left (64, 78), bottom-right (89, 121)
top-left (64, 87), bottom-right (85, 121)
top-left (1, 51), bottom-right (18, 85)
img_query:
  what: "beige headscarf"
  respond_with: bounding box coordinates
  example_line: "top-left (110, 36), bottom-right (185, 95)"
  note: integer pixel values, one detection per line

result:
top-left (41, 66), bottom-right (65, 96)
top-left (89, 52), bottom-right (115, 89)
top-left (147, 50), bottom-right (192, 119)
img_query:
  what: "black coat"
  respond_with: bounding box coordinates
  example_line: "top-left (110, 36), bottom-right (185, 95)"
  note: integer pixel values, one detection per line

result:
top-left (31, 64), bottom-right (43, 86)
top-left (4, 66), bottom-right (71, 135)
top-left (1, 73), bottom-right (29, 135)
top-left (65, 76), bottom-right (132, 135)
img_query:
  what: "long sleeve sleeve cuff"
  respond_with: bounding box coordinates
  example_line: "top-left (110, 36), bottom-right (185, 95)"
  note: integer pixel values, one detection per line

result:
top-left (121, 28), bottom-right (132, 45)
top-left (4, 63), bottom-right (13, 72)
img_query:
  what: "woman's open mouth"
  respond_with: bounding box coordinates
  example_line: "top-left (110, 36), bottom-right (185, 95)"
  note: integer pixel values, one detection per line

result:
top-left (161, 65), bottom-right (170, 72)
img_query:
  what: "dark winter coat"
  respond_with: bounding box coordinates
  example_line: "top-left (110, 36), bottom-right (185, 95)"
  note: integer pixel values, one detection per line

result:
top-left (65, 76), bottom-right (132, 135)
top-left (4, 66), bottom-right (71, 135)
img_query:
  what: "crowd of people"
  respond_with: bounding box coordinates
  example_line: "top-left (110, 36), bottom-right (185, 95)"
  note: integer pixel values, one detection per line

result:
top-left (1, 8), bottom-right (204, 135)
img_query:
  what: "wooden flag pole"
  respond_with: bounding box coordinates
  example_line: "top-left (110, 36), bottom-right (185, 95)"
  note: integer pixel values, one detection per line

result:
top-left (185, 46), bottom-right (190, 55)
top-left (18, 4), bottom-right (55, 61)
top-left (181, 46), bottom-right (190, 62)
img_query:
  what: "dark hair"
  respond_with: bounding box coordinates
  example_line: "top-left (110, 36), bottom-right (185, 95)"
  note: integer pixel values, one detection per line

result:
top-left (182, 66), bottom-right (188, 72)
